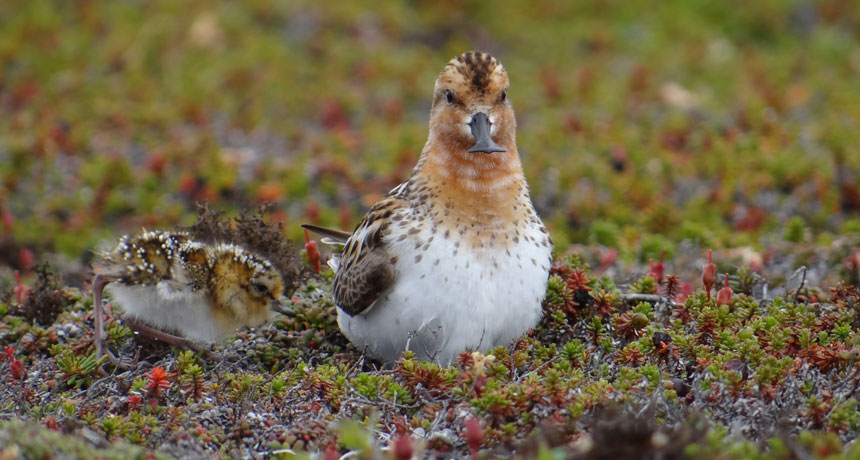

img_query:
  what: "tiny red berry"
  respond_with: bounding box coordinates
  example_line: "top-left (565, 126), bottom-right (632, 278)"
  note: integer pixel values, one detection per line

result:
top-left (1, 207), bottom-right (13, 233)
top-left (323, 445), bottom-right (339, 460)
top-left (10, 356), bottom-right (26, 381)
top-left (716, 274), bottom-right (733, 306)
top-left (392, 434), bottom-right (414, 460)
top-left (464, 417), bottom-right (483, 456)
top-left (18, 248), bottom-right (35, 270)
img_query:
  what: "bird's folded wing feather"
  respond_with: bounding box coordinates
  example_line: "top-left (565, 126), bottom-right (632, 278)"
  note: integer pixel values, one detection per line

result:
top-left (300, 224), bottom-right (352, 244)
top-left (329, 197), bottom-right (404, 316)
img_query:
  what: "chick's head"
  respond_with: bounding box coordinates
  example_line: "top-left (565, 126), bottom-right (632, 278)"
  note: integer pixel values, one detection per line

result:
top-left (209, 244), bottom-right (285, 329)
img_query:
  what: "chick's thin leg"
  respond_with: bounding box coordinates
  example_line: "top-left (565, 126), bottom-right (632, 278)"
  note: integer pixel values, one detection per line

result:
top-left (92, 273), bottom-right (122, 367)
top-left (124, 318), bottom-right (219, 359)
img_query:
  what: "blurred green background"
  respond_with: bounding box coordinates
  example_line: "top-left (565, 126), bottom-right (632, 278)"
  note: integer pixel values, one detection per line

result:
top-left (1, 0), bottom-right (859, 280)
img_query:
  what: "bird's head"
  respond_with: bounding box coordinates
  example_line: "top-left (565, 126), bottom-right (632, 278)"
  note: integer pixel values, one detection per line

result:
top-left (209, 244), bottom-right (286, 328)
top-left (429, 51), bottom-right (514, 157)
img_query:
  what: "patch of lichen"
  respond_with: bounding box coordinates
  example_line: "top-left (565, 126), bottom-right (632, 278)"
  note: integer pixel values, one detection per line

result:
top-left (0, 420), bottom-right (169, 460)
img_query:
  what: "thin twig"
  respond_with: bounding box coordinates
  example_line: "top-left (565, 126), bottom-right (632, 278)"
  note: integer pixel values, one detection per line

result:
top-left (794, 266), bottom-right (807, 302)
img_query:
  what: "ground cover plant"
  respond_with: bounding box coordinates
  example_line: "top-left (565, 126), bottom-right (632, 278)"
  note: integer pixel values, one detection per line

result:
top-left (2, 0), bottom-right (860, 458)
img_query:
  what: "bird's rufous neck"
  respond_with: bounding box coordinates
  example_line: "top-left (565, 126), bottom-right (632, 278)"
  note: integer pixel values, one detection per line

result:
top-left (420, 139), bottom-right (523, 197)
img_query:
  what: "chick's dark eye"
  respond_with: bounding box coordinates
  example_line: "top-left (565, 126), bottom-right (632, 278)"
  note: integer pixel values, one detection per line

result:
top-left (252, 283), bottom-right (267, 295)
top-left (445, 90), bottom-right (454, 105)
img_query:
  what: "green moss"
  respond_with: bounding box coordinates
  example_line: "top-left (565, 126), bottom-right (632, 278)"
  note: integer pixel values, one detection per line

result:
top-left (0, 420), bottom-right (167, 460)
top-left (588, 220), bottom-right (621, 248)
top-left (784, 216), bottom-right (807, 243)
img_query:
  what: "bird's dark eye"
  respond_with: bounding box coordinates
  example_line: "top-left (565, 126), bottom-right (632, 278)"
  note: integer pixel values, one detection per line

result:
top-left (500, 88), bottom-right (507, 102)
top-left (445, 90), bottom-right (454, 105)
top-left (252, 283), bottom-right (267, 295)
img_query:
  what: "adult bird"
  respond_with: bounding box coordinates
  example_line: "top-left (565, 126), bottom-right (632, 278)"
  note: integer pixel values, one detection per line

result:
top-left (304, 51), bottom-right (552, 365)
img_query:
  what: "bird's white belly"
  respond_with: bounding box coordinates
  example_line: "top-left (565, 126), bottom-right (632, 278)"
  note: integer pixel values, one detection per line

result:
top-left (338, 227), bottom-right (551, 366)
top-left (106, 283), bottom-right (222, 343)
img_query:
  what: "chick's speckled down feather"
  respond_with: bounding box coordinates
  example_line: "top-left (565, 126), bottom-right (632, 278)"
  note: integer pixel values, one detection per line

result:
top-left (99, 231), bottom-right (285, 343)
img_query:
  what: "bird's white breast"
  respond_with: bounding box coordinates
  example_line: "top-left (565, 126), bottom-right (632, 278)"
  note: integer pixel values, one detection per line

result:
top-left (337, 220), bottom-right (551, 366)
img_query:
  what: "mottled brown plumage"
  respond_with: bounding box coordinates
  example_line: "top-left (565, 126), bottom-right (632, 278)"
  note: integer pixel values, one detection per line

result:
top-left (452, 50), bottom-right (500, 93)
top-left (329, 196), bottom-right (401, 315)
top-left (304, 51), bottom-right (552, 365)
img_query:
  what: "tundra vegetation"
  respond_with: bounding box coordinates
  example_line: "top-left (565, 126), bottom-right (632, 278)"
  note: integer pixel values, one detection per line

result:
top-left (2, 1), bottom-right (860, 458)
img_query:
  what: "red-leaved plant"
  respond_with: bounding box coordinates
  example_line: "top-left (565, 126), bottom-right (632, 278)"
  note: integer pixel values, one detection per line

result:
top-left (304, 229), bottom-right (321, 274)
top-left (703, 250), bottom-right (716, 301)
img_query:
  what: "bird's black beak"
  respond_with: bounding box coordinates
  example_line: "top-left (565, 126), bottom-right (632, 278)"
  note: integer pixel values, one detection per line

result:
top-left (468, 112), bottom-right (506, 154)
top-left (271, 297), bottom-right (296, 317)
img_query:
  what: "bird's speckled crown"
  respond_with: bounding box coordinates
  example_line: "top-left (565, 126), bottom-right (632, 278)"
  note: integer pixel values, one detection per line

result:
top-left (445, 51), bottom-right (504, 92)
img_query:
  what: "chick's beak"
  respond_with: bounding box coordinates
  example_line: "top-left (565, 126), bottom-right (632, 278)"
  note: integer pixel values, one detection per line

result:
top-left (270, 296), bottom-right (296, 317)
top-left (467, 112), bottom-right (506, 154)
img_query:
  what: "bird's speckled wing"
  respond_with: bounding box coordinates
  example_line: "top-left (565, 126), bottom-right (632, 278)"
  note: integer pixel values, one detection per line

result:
top-left (333, 193), bottom-right (408, 316)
